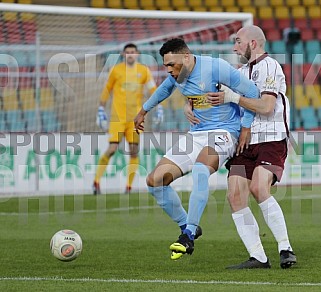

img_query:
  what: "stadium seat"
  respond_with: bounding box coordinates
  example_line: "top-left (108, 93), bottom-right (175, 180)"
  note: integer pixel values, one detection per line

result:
top-left (0, 67), bottom-right (8, 88)
top-left (285, 0), bottom-right (300, 6)
top-left (293, 41), bottom-right (304, 54)
top-left (255, 0), bottom-right (269, 6)
top-left (265, 28), bottom-right (281, 41)
top-left (0, 112), bottom-right (7, 132)
top-left (261, 18), bottom-right (277, 30)
top-left (21, 20), bottom-right (37, 44)
top-left (123, 0), bottom-right (139, 9)
top-left (306, 41), bottom-right (320, 63)
top-left (293, 53), bottom-right (304, 65)
top-left (18, 0), bottom-right (32, 3)
top-left (282, 64), bottom-right (291, 84)
top-left (291, 6), bottom-right (306, 18)
top-left (3, 12), bottom-right (17, 21)
top-left (140, 0), bottom-right (155, 9)
top-left (172, 0), bottom-right (186, 9)
top-left (12, 52), bottom-right (29, 67)
top-left (315, 30), bottom-right (321, 42)
top-left (306, 86), bottom-right (321, 107)
top-left (204, 0), bottom-right (219, 7)
top-left (242, 6), bottom-right (257, 17)
top-left (5, 20), bottom-right (22, 44)
top-left (91, 0), bottom-right (105, 8)
top-left (302, 0), bottom-right (317, 6)
top-left (2, 88), bottom-right (19, 110)
top-left (270, 40), bottom-right (286, 54)
top-left (225, 7), bottom-right (241, 12)
top-left (20, 88), bottom-right (35, 110)
top-left (42, 111), bottom-right (60, 132)
top-left (274, 7), bottom-right (290, 18)
top-left (209, 6), bottom-right (224, 12)
top-left (40, 88), bottom-right (55, 110)
top-left (192, 6), bottom-right (207, 11)
top-left (301, 106), bottom-right (319, 129)
top-left (25, 110), bottom-right (39, 132)
top-left (7, 110), bottom-right (25, 132)
top-left (300, 29), bottom-right (315, 41)
top-left (106, 0), bottom-right (122, 8)
top-left (237, 0), bottom-right (251, 7)
top-left (270, 0), bottom-right (284, 7)
top-left (155, 0), bottom-right (170, 8)
top-left (303, 63), bottom-right (318, 85)
top-left (293, 18), bottom-right (308, 30)
top-left (316, 107), bottom-right (321, 121)
top-left (258, 6), bottom-right (274, 19)
top-left (307, 6), bottom-right (321, 18)
top-left (310, 18), bottom-right (321, 30)
top-left (277, 18), bottom-right (291, 30)
top-left (294, 116), bottom-right (302, 129)
top-left (221, 0), bottom-right (235, 8)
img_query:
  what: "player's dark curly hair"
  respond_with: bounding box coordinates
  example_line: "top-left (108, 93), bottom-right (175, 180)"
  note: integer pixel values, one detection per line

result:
top-left (159, 38), bottom-right (190, 57)
top-left (123, 43), bottom-right (138, 51)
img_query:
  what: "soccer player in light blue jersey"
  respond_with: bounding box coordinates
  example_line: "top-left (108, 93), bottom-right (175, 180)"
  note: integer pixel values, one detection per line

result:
top-left (134, 38), bottom-right (259, 260)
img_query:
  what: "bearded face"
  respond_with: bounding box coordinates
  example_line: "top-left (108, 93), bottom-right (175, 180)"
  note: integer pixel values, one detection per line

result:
top-left (239, 43), bottom-right (251, 64)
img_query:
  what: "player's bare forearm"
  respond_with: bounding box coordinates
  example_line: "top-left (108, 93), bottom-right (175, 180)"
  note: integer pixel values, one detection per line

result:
top-left (239, 94), bottom-right (276, 116)
top-left (134, 108), bottom-right (147, 133)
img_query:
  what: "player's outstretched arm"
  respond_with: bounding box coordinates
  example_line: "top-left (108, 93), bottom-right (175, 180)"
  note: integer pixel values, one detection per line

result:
top-left (134, 108), bottom-right (147, 133)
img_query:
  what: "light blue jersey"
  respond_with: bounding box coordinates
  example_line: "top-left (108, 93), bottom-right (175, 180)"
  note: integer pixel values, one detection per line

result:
top-left (143, 55), bottom-right (259, 138)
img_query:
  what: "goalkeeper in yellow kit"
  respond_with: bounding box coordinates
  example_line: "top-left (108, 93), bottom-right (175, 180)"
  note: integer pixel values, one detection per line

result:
top-left (94, 43), bottom-right (157, 194)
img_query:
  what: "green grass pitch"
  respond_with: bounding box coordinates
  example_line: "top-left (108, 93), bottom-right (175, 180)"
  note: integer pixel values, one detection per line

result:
top-left (0, 185), bottom-right (321, 291)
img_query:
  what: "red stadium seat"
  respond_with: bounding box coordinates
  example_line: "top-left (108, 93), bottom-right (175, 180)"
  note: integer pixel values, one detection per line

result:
top-left (282, 64), bottom-right (291, 85)
top-left (261, 18), bottom-right (277, 30)
top-left (293, 18), bottom-right (308, 30)
top-left (265, 28), bottom-right (281, 41)
top-left (303, 63), bottom-right (318, 85)
top-left (277, 18), bottom-right (291, 30)
top-left (22, 21), bottom-right (37, 44)
top-left (300, 29), bottom-right (315, 41)
top-left (310, 18), bottom-right (321, 30)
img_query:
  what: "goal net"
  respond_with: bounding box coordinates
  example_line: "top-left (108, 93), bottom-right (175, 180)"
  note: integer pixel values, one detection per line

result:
top-left (0, 3), bottom-right (252, 133)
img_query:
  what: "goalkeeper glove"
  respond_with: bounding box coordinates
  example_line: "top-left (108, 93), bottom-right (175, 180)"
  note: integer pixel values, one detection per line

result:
top-left (96, 106), bottom-right (108, 131)
top-left (221, 85), bottom-right (240, 104)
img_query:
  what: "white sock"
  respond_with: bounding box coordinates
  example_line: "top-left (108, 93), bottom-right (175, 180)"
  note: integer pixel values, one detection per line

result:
top-left (259, 196), bottom-right (292, 253)
top-left (232, 207), bottom-right (267, 263)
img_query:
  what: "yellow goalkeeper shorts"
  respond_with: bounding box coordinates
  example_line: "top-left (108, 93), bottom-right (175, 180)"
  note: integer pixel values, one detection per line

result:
top-left (108, 121), bottom-right (139, 144)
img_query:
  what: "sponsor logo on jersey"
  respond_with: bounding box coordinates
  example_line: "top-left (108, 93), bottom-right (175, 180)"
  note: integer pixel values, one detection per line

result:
top-left (252, 70), bottom-right (259, 81)
top-left (199, 82), bottom-right (205, 90)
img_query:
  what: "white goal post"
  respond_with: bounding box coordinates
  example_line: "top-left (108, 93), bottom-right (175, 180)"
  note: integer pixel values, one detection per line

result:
top-left (0, 3), bottom-right (253, 133)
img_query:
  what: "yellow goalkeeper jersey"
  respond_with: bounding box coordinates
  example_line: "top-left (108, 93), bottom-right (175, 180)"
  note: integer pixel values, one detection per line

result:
top-left (100, 62), bottom-right (156, 122)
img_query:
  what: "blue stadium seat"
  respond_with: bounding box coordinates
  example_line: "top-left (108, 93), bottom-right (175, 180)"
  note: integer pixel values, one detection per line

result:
top-left (7, 110), bottom-right (25, 132)
top-left (300, 106), bottom-right (319, 130)
top-left (316, 107), bottom-right (321, 121)
top-left (306, 41), bottom-right (321, 63)
top-left (25, 110), bottom-right (40, 132)
top-left (270, 40), bottom-right (286, 54)
top-left (42, 110), bottom-right (60, 132)
top-left (0, 112), bottom-right (7, 131)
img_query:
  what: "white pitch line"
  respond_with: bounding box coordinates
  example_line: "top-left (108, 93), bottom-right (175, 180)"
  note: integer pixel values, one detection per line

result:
top-left (0, 276), bottom-right (321, 287)
top-left (0, 193), bottom-right (320, 217)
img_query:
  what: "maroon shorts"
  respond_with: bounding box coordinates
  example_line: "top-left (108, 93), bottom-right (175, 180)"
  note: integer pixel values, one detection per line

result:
top-left (225, 139), bottom-right (288, 184)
